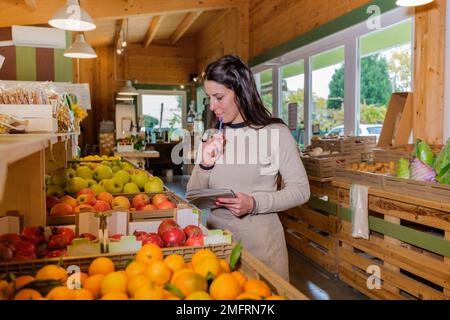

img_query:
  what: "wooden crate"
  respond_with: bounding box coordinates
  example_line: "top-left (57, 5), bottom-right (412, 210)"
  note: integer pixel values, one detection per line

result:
top-left (309, 177), bottom-right (337, 202)
top-left (301, 154), bottom-right (353, 178)
top-left (373, 144), bottom-right (442, 163)
top-left (335, 167), bottom-right (385, 188)
top-left (336, 185), bottom-right (450, 300)
top-left (384, 176), bottom-right (450, 203)
top-left (312, 136), bottom-right (376, 155)
top-left (0, 246), bottom-right (308, 300)
top-left (280, 203), bottom-right (339, 274)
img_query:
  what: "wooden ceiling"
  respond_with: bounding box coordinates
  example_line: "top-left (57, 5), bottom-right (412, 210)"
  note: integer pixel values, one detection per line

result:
top-left (0, 0), bottom-right (245, 47)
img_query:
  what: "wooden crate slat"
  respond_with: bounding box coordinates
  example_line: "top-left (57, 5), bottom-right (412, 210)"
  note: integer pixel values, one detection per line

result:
top-left (308, 196), bottom-right (337, 216)
top-left (285, 206), bottom-right (338, 234)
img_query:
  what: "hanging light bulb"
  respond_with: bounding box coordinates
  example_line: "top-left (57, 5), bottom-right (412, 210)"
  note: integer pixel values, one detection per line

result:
top-left (118, 80), bottom-right (139, 96)
top-left (49, 0), bottom-right (96, 31)
top-left (396, 0), bottom-right (434, 7)
top-left (122, 41), bottom-right (127, 48)
top-left (116, 48), bottom-right (122, 55)
top-left (64, 33), bottom-right (97, 59)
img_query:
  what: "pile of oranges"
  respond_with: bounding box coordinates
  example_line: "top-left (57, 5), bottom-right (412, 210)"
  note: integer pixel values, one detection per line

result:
top-left (0, 244), bottom-right (287, 300)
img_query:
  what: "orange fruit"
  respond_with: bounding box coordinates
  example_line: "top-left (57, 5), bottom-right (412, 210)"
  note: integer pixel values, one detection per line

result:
top-left (88, 257), bottom-right (115, 276)
top-left (191, 249), bottom-right (216, 268)
top-left (133, 285), bottom-right (165, 300)
top-left (163, 289), bottom-right (182, 300)
top-left (14, 289), bottom-right (42, 300)
top-left (209, 273), bottom-right (242, 300)
top-left (136, 244), bottom-right (163, 266)
top-left (125, 261), bottom-right (147, 278)
top-left (127, 274), bottom-right (152, 297)
top-left (193, 256), bottom-right (221, 279)
top-left (266, 295), bottom-right (288, 300)
top-left (186, 262), bottom-right (194, 270)
top-left (244, 279), bottom-right (271, 298)
top-left (164, 254), bottom-right (185, 273)
top-left (231, 271), bottom-right (247, 289)
top-left (218, 259), bottom-right (230, 273)
top-left (0, 280), bottom-right (9, 292)
top-left (46, 286), bottom-right (76, 300)
top-left (146, 260), bottom-right (171, 286)
top-left (171, 270), bottom-right (207, 297)
top-left (170, 268), bottom-right (193, 285)
top-left (35, 264), bottom-right (67, 281)
top-left (101, 292), bottom-right (129, 300)
top-left (14, 275), bottom-right (35, 290)
top-left (185, 291), bottom-right (212, 300)
top-left (73, 288), bottom-right (95, 300)
top-left (235, 292), bottom-right (262, 300)
top-left (101, 271), bottom-right (128, 296)
top-left (83, 274), bottom-right (105, 299)
top-left (67, 272), bottom-right (88, 289)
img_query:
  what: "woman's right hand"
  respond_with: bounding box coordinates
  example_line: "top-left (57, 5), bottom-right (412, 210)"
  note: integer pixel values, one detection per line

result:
top-left (201, 132), bottom-right (224, 167)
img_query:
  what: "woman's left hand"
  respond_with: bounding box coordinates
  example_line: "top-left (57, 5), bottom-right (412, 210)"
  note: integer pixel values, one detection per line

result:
top-left (215, 192), bottom-right (255, 217)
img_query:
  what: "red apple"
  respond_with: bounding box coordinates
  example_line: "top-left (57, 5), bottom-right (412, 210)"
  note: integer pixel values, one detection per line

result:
top-left (21, 226), bottom-right (45, 245)
top-left (183, 225), bottom-right (203, 238)
top-left (161, 227), bottom-right (186, 247)
top-left (132, 194), bottom-right (150, 209)
top-left (0, 233), bottom-right (22, 246)
top-left (110, 234), bottom-right (123, 240)
top-left (0, 243), bottom-right (14, 262)
top-left (53, 227), bottom-right (75, 243)
top-left (93, 200), bottom-right (111, 212)
top-left (46, 196), bottom-right (60, 211)
top-left (76, 188), bottom-right (96, 198)
top-left (157, 219), bottom-right (179, 237)
top-left (185, 234), bottom-right (204, 247)
top-left (60, 195), bottom-right (78, 208)
top-left (13, 241), bottom-right (36, 257)
top-left (151, 194), bottom-right (168, 207)
top-left (80, 233), bottom-right (96, 241)
top-left (74, 204), bottom-right (96, 214)
top-left (45, 250), bottom-right (67, 258)
top-left (97, 192), bottom-right (113, 204)
top-left (140, 204), bottom-right (157, 211)
top-left (50, 203), bottom-right (74, 216)
top-left (142, 233), bottom-right (164, 247)
top-left (157, 201), bottom-right (177, 210)
top-left (133, 231), bottom-right (147, 240)
top-left (76, 193), bottom-right (96, 206)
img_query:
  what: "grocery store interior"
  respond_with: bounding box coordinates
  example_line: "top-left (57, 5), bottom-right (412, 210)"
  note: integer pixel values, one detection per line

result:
top-left (0, 0), bottom-right (449, 301)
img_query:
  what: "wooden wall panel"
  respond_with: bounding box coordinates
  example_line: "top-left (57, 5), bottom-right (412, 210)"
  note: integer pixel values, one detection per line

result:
top-left (249, 0), bottom-right (371, 59)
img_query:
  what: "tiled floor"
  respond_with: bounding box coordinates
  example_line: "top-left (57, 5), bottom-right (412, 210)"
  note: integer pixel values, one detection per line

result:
top-left (163, 175), bottom-right (368, 300)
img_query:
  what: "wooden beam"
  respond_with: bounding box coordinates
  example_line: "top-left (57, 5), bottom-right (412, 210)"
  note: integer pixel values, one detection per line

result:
top-left (170, 11), bottom-right (203, 45)
top-left (113, 19), bottom-right (126, 47)
top-left (24, 0), bottom-right (37, 11)
top-left (0, 0), bottom-right (244, 28)
top-left (413, 0), bottom-right (446, 144)
top-left (142, 15), bottom-right (163, 48)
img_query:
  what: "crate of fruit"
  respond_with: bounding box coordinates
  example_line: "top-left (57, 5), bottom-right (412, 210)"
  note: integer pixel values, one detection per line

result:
top-left (383, 175), bottom-right (450, 202)
top-left (301, 154), bottom-right (356, 178)
top-left (373, 144), bottom-right (443, 163)
top-left (312, 136), bottom-right (376, 154)
top-left (334, 160), bottom-right (395, 188)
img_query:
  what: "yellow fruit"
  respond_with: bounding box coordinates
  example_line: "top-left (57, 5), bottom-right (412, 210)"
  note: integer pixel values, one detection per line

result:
top-left (218, 259), bottom-right (230, 273)
top-left (231, 271), bottom-right (247, 290)
top-left (235, 292), bottom-right (262, 300)
top-left (83, 274), bottom-right (105, 299)
top-left (73, 288), bottom-right (95, 300)
top-left (88, 257), bottom-right (115, 276)
top-left (170, 268), bottom-right (193, 285)
top-left (192, 249), bottom-right (217, 268)
top-left (0, 280), bottom-right (9, 292)
top-left (171, 270), bottom-right (207, 297)
top-left (101, 292), bottom-right (129, 300)
top-left (266, 295), bottom-right (288, 300)
top-left (14, 275), bottom-right (35, 290)
top-left (136, 244), bottom-right (163, 266)
top-left (147, 260), bottom-right (172, 286)
top-left (244, 279), bottom-right (271, 298)
top-left (46, 286), bottom-right (76, 300)
top-left (125, 261), bottom-right (147, 278)
top-left (14, 289), bottom-right (42, 300)
top-left (193, 256), bottom-right (221, 279)
top-left (133, 285), bottom-right (165, 300)
top-left (185, 291), bottom-right (212, 300)
top-left (35, 265), bottom-right (67, 281)
top-left (127, 274), bottom-right (152, 297)
top-left (101, 271), bottom-right (128, 296)
top-left (209, 273), bottom-right (242, 300)
top-left (164, 254), bottom-right (185, 273)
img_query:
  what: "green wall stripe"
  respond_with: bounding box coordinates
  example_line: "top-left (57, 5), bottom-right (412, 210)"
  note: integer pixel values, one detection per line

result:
top-left (54, 31), bottom-right (73, 82)
top-left (249, 0), bottom-right (399, 67)
top-left (15, 46), bottom-right (36, 81)
top-left (308, 196), bottom-right (337, 215)
top-left (339, 206), bottom-right (450, 258)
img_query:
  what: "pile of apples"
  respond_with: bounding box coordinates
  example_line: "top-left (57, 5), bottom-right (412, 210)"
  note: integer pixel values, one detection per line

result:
top-left (133, 219), bottom-right (204, 248)
top-left (47, 189), bottom-right (177, 216)
top-left (0, 226), bottom-right (76, 262)
top-left (46, 159), bottom-right (165, 198)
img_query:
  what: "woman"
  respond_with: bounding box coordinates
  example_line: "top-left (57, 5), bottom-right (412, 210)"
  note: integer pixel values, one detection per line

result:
top-left (187, 54), bottom-right (310, 280)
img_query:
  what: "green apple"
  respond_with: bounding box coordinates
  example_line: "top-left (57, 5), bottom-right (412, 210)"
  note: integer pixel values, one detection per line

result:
top-left (104, 178), bottom-right (124, 194)
top-left (65, 177), bottom-right (89, 194)
top-left (88, 163), bottom-right (99, 171)
top-left (113, 170), bottom-right (130, 185)
top-left (87, 179), bottom-right (97, 187)
top-left (101, 161), bottom-right (112, 167)
top-left (94, 165), bottom-right (113, 182)
top-left (112, 165), bottom-right (121, 173)
top-left (123, 182), bottom-right (140, 194)
top-left (112, 160), bottom-right (122, 167)
top-left (46, 184), bottom-right (65, 197)
top-left (52, 168), bottom-right (76, 186)
top-left (130, 171), bottom-right (148, 190)
top-left (90, 183), bottom-right (107, 196)
top-left (144, 176), bottom-right (165, 193)
top-left (76, 165), bottom-right (94, 180)
top-left (121, 162), bottom-right (134, 170)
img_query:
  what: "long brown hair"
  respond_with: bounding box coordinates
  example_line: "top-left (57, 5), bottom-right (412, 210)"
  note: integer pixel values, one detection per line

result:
top-left (203, 54), bottom-right (285, 129)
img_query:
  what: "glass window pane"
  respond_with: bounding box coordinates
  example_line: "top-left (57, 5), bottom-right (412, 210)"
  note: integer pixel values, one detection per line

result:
top-left (255, 69), bottom-right (273, 115)
top-left (358, 19), bottom-right (413, 140)
top-left (280, 60), bottom-right (304, 146)
top-left (142, 94), bottom-right (182, 129)
top-left (311, 46), bottom-right (345, 138)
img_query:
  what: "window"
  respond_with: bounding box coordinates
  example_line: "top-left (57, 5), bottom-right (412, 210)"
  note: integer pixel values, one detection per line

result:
top-left (311, 46), bottom-right (345, 137)
top-left (254, 69), bottom-right (273, 115)
top-left (358, 19), bottom-right (413, 138)
top-left (280, 60), bottom-right (305, 140)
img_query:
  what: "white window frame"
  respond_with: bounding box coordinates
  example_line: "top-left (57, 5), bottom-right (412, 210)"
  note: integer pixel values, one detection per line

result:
top-left (252, 6), bottom-right (414, 145)
top-left (137, 89), bottom-right (187, 129)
